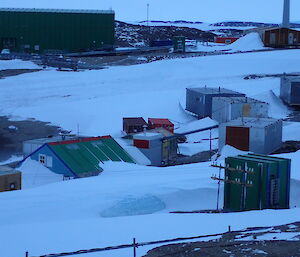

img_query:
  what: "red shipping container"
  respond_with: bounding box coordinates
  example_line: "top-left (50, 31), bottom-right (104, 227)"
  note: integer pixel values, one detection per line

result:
top-left (148, 118), bottom-right (174, 133)
top-left (215, 37), bottom-right (239, 44)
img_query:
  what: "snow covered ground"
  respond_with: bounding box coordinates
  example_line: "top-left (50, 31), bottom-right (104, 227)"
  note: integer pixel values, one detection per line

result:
top-left (0, 50), bottom-right (297, 136)
top-left (0, 59), bottom-right (39, 70)
top-left (1, 148), bottom-right (300, 257)
top-left (2, 0), bottom-right (300, 23)
top-left (1, 48), bottom-right (300, 256)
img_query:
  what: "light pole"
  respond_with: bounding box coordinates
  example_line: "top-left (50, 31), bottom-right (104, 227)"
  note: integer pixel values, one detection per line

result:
top-left (147, 3), bottom-right (149, 27)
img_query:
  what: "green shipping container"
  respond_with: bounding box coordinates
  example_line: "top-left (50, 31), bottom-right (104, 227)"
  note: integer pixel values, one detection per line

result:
top-left (0, 8), bottom-right (115, 53)
top-left (173, 36), bottom-right (186, 53)
top-left (246, 154), bottom-right (291, 209)
top-left (224, 154), bottom-right (291, 212)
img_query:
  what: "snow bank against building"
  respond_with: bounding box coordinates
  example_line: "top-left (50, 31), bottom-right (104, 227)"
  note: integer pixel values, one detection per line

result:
top-left (215, 145), bottom-right (249, 161)
top-left (19, 158), bottom-right (64, 189)
top-left (229, 33), bottom-right (266, 52)
top-left (0, 59), bottom-right (39, 70)
top-left (193, 33), bottom-right (266, 53)
top-left (176, 118), bottom-right (218, 156)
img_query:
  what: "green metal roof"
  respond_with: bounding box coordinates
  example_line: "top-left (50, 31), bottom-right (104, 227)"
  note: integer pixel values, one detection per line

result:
top-left (48, 136), bottom-right (135, 177)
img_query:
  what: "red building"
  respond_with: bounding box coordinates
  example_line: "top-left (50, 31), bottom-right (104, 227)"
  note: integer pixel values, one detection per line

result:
top-left (148, 118), bottom-right (174, 133)
top-left (123, 117), bottom-right (148, 134)
top-left (214, 37), bottom-right (239, 44)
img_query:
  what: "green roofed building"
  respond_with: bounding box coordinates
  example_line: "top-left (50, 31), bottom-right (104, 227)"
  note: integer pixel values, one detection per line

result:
top-left (224, 153), bottom-right (291, 212)
top-left (20, 136), bottom-right (135, 178)
top-left (0, 8), bottom-right (115, 53)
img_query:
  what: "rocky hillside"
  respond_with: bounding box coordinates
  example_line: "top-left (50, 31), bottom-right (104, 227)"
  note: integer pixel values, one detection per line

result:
top-left (115, 21), bottom-right (216, 47)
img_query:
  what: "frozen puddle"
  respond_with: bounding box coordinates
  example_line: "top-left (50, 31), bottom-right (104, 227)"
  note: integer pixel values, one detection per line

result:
top-left (100, 195), bottom-right (166, 217)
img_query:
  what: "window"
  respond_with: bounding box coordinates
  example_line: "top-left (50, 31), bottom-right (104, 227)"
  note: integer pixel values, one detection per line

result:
top-left (225, 39), bottom-right (231, 44)
top-left (39, 154), bottom-right (46, 164)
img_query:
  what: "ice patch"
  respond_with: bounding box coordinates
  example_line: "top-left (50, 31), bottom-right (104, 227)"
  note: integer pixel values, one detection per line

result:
top-left (100, 195), bottom-right (166, 217)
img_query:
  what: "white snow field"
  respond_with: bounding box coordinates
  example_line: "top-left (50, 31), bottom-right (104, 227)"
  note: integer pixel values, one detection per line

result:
top-left (0, 59), bottom-right (39, 70)
top-left (1, 50), bottom-right (300, 256)
top-left (1, 151), bottom-right (300, 257)
top-left (2, 0), bottom-right (300, 23)
top-left (0, 49), bottom-right (297, 136)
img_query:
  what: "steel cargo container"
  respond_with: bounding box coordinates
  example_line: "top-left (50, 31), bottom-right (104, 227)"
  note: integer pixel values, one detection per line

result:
top-left (224, 154), bottom-right (290, 211)
top-left (186, 87), bottom-right (246, 118)
top-left (280, 76), bottom-right (300, 106)
top-left (246, 153), bottom-right (291, 209)
top-left (123, 117), bottom-right (148, 134)
top-left (212, 96), bottom-right (269, 123)
top-left (0, 8), bottom-right (115, 53)
top-left (133, 130), bottom-right (177, 166)
top-left (0, 166), bottom-right (21, 192)
top-left (219, 117), bottom-right (282, 154)
top-left (148, 118), bottom-right (174, 134)
top-left (262, 28), bottom-right (300, 48)
top-left (133, 132), bottom-right (163, 166)
top-left (173, 36), bottom-right (186, 53)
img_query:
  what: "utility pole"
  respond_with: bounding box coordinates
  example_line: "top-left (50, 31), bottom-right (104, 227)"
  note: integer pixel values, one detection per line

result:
top-left (209, 129), bottom-right (212, 161)
top-left (147, 3), bottom-right (150, 27)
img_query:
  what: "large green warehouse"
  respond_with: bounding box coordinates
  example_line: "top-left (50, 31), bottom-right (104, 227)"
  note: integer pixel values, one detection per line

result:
top-left (0, 8), bottom-right (115, 53)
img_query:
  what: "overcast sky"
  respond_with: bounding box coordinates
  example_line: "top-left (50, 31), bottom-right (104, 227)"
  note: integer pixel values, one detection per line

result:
top-left (2, 0), bottom-right (299, 23)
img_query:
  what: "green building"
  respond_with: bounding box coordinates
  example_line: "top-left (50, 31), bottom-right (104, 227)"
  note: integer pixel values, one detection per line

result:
top-left (173, 36), bottom-right (186, 53)
top-left (224, 154), bottom-right (291, 212)
top-left (0, 8), bottom-right (115, 53)
top-left (20, 136), bottom-right (136, 178)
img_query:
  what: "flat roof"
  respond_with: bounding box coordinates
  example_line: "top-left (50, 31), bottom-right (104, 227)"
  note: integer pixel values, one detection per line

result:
top-left (0, 8), bottom-right (114, 14)
top-left (187, 87), bottom-right (245, 95)
top-left (123, 117), bottom-right (147, 126)
top-left (224, 117), bottom-right (281, 128)
top-left (134, 131), bottom-right (163, 140)
top-left (148, 118), bottom-right (174, 126)
top-left (213, 96), bottom-right (268, 104)
top-left (24, 135), bottom-right (79, 145)
top-left (0, 166), bottom-right (20, 176)
top-left (283, 76), bottom-right (300, 82)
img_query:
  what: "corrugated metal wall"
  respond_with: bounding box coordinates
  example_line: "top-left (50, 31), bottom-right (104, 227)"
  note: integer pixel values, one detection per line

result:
top-left (224, 154), bottom-right (291, 211)
top-left (212, 98), bottom-right (269, 123)
top-left (0, 10), bottom-right (115, 53)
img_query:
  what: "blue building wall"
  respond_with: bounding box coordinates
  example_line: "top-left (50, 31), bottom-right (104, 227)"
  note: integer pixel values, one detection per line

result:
top-left (30, 144), bottom-right (75, 177)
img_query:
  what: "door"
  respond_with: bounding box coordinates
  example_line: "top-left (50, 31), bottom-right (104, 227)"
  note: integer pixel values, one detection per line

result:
top-left (270, 33), bottom-right (276, 45)
top-left (162, 140), bottom-right (170, 164)
top-left (288, 33), bottom-right (294, 45)
top-left (270, 176), bottom-right (279, 208)
top-left (226, 126), bottom-right (250, 151)
top-left (242, 104), bottom-right (251, 117)
top-left (291, 82), bottom-right (300, 105)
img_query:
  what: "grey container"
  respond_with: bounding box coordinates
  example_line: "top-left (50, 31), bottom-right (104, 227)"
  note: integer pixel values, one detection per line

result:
top-left (219, 117), bottom-right (282, 154)
top-left (133, 132), bottom-right (163, 166)
top-left (186, 87), bottom-right (246, 118)
top-left (212, 96), bottom-right (269, 123)
top-left (280, 76), bottom-right (300, 106)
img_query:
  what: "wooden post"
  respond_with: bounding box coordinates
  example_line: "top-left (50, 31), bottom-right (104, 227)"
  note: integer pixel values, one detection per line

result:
top-left (133, 238), bottom-right (137, 257)
top-left (216, 167), bottom-right (221, 210)
top-left (25, 252), bottom-right (29, 257)
top-left (209, 129), bottom-right (212, 161)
